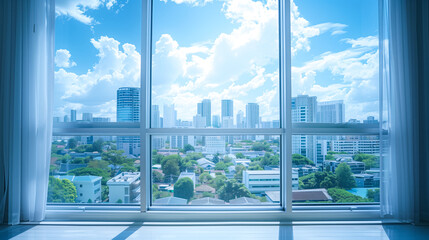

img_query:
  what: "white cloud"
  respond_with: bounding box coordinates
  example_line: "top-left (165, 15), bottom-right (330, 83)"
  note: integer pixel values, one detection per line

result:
top-left (160, 0), bottom-right (213, 7)
top-left (55, 0), bottom-right (122, 25)
top-left (55, 49), bottom-right (76, 68)
top-left (292, 35), bottom-right (380, 120)
top-left (54, 36), bottom-right (140, 117)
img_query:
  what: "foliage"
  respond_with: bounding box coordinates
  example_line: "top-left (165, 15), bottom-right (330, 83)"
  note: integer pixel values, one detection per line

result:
top-left (49, 165), bottom-right (59, 175)
top-left (299, 171), bottom-right (337, 189)
top-left (66, 138), bottom-right (77, 149)
top-left (162, 158), bottom-right (180, 178)
top-left (184, 152), bottom-right (204, 161)
top-left (353, 153), bottom-right (379, 170)
top-left (152, 184), bottom-right (171, 202)
top-left (47, 176), bottom-right (77, 203)
top-left (335, 163), bottom-right (356, 189)
top-left (234, 165), bottom-right (246, 182)
top-left (328, 188), bottom-right (368, 203)
top-left (235, 153), bottom-right (245, 159)
top-left (215, 161), bottom-right (229, 171)
top-left (68, 167), bottom-right (110, 185)
top-left (199, 172), bottom-right (213, 184)
top-left (218, 179), bottom-right (251, 202)
top-left (152, 150), bottom-right (164, 165)
top-left (102, 185), bottom-right (109, 202)
top-left (120, 163), bottom-right (137, 172)
top-left (211, 175), bottom-right (227, 190)
top-left (102, 150), bottom-right (126, 171)
top-left (367, 188), bottom-right (380, 202)
top-left (251, 142), bottom-right (272, 152)
top-left (292, 154), bottom-right (314, 166)
top-left (174, 177), bottom-right (194, 200)
top-left (152, 171), bottom-right (165, 183)
top-left (92, 139), bottom-right (104, 152)
top-left (183, 144), bottom-right (195, 153)
top-left (87, 160), bottom-right (110, 170)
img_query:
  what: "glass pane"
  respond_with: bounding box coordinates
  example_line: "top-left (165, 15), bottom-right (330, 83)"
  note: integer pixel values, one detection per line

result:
top-left (49, 136), bottom-right (140, 204)
top-left (291, 0), bottom-right (379, 124)
top-left (151, 135), bottom-right (281, 206)
top-left (292, 135), bottom-right (380, 204)
top-left (53, 0), bottom-right (141, 123)
top-left (151, 0), bottom-right (280, 128)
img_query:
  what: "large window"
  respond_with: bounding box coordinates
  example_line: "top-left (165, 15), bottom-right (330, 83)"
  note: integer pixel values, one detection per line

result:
top-left (50, 0), bottom-right (381, 216)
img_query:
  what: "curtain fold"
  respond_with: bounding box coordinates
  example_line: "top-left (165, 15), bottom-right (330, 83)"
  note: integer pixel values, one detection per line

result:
top-left (381, 0), bottom-right (428, 223)
top-left (0, 0), bottom-right (54, 224)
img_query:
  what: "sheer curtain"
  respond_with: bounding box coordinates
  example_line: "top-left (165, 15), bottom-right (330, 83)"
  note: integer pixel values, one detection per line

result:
top-left (381, 0), bottom-right (429, 223)
top-left (0, 0), bottom-right (54, 224)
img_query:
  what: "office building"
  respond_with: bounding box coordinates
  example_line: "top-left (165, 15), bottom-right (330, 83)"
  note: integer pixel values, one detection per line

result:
top-left (151, 105), bottom-right (160, 128)
top-left (246, 103), bottom-right (259, 128)
top-left (163, 104), bottom-right (177, 128)
top-left (198, 99), bottom-right (211, 127)
top-left (71, 109), bottom-right (77, 122)
top-left (82, 113), bottom-right (93, 122)
top-left (212, 115), bottom-right (220, 128)
top-left (107, 172), bottom-right (141, 203)
top-left (221, 99), bottom-right (233, 121)
top-left (117, 87), bottom-right (140, 155)
top-left (242, 170), bottom-right (280, 194)
top-left (292, 95), bottom-right (317, 162)
top-left (317, 100), bottom-right (345, 123)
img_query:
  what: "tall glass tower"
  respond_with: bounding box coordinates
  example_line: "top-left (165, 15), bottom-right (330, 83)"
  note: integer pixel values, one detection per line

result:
top-left (117, 87), bottom-right (140, 156)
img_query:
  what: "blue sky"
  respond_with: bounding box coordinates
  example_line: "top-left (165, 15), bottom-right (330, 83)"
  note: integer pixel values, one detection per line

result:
top-left (54, 0), bottom-right (379, 123)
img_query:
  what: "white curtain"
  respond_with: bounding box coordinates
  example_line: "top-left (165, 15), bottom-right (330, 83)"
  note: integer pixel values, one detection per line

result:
top-left (381, 0), bottom-right (428, 223)
top-left (0, 0), bottom-right (54, 224)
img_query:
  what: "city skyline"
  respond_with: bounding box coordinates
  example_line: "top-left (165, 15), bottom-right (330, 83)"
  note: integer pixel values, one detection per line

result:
top-left (53, 0), bottom-right (380, 123)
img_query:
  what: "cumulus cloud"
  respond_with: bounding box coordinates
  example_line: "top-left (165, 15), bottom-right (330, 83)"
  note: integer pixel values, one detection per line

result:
top-left (55, 0), bottom-right (122, 25)
top-left (160, 0), bottom-right (213, 7)
top-left (55, 49), bottom-right (76, 68)
top-left (292, 35), bottom-right (379, 120)
top-left (54, 36), bottom-right (140, 118)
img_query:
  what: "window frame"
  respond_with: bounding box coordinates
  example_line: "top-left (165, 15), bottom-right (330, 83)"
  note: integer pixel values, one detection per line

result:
top-left (47, 0), bottom-right (386, 221)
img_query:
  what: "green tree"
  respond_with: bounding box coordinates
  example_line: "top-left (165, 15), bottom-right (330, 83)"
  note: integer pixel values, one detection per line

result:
top-left (152, 171), bottom-right (165, 183)
top-left (162, 159), bottom-right (180, 180)
top-left (215, 161), bottom-right (228, 171)
top-left (68, 167), bottom-right (110, 185)
top-left (218, 179), bottom-right (251, 202)
top-left (174, 177), bottom-right (194, 200)
top-left (251, 142), bottom-right (271, 151)
top-left (102, 150), bottom-right (126, 172)
top-left (234, 165), bottom-right (246, 182)
top-left (212, 174), bottom-right (227, 190)
top-left (353, 153), bottom-right (379, 170)
top-left (292, 154), bottom-right (314, 166)
top-left (152, 150), bottom-right (164, 165)
top-left (235, 153), bottom-right (245, 159)
top-left (92, 139), bottom-right (104, 152)
top-left (367, 188), bottom-right (380, 202)
top-left (335, 163), bottom-right (356, 189)
top-left (299, 171), bottom-right (337, 189)
top-left (47, 176), bottom-right (77, 203)
top-left (66, 138), bottom-right (77, 149)
top-left (183, 144), bottom-right (195, 152)
top-left (87, 160), bottom-right (110, 170)
top-left (328, 188), bottom-right (368, 203)
top-left (199, 172), bottom-right (213, 184)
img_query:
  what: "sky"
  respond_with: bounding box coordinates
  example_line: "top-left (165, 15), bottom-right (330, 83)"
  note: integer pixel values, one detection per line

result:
top-left (54, 0), bottom-right (379, 123)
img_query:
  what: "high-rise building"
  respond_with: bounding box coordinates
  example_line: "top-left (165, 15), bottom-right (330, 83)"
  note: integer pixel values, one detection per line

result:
top-left (246, 103), bottom-right (259, 128)
top-left (163, 104), bottom-right (177, 128)
top-left (53, 117), bottom-right (60, 123)
top-left (151, 105), bottom-right (160, 128)
top-left (236, 110), bottom-right (245, 128)
top-left (221, 100), bottom-right (233, 121)
top-left (82, 113), bottom-right (93, 122)
top-left (212, 115), bottom-right (220, 128)
top-left (117, 87), bottom-right (140, 122)
top-left (198, 99), bottom-right (211, 127)
top-left (363, 116), bottom-right (379, 124)
top-left (317, 100), bottom-right (345, 123)
top-left (292, 95), bottom-right (317, 163)
top-left (193, 114), bottom-right (206, 128)
top-left (117, 87), bottom-right (140, 155)
top-left (63, 115), bottom-right (69, 123)
top-left (71, 109), bottom-right (77, 122)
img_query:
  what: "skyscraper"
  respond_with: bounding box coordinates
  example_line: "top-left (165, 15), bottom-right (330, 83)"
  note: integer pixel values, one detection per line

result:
top-left (236, 110), bottom-right (244, 128)
top-left (117, 87), bottom-right (140, 122)
top-left (246, 103), bottom-right (259, 128)
top-left (221, 99), bottom-right (233, 120)
top-left (151, 105), bottom-right (160, 128)
top-left (317, 100), bottom-right (345, 123)
top-left (64, 115), bottom-right (69, 123)
top-left (117, 87), bottom-right (140, 155)
top-left (291, 95), bottom-right (317, 163)
top-left (200, 99), bottom-right (211, 127)
top-left (212, 115), bottom-right (221, 128)
top-left (82, 113), bottom-right (93, 122)
top-left (163, 104), bottom-right (177, 128)
top-left (71, 109), bottom-right (76, 122)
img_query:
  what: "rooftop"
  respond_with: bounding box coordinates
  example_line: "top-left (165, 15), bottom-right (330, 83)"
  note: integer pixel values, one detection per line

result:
top-left (107, 172), bottom-right (140, 184)
top-left (229, 197), bottom-right (261, 205)
top-left (153, 197), bottom-right (187, 205)
top-left (190, 197), bottom-right (225, 205)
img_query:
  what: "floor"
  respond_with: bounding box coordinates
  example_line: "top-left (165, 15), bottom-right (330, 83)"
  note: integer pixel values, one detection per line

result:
top-left (0, 223), bottom-right (428, 240)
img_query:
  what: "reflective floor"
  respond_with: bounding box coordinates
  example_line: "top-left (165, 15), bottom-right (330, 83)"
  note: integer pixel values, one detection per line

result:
top-left (1, 223), bottom-right (428, 240)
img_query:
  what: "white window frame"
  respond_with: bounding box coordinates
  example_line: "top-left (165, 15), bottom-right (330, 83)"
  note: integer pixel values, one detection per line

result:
top-left (47, 0), bottom-right (387, 222)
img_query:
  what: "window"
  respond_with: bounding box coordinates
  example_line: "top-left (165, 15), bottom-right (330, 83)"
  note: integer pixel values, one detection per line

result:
top-left (50, 0), bottom-right (381, 219)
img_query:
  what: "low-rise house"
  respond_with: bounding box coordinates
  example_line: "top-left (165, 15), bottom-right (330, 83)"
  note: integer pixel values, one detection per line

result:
top-left (107, 172), bottom-right (140, 203)
top-left (55, 175), bottom-right (101, 203)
